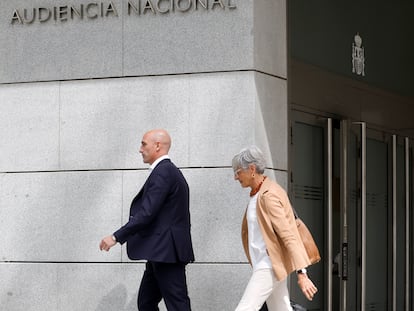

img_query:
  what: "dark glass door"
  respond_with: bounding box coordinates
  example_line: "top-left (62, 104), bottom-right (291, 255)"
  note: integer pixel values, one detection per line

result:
top-left (290, 112), bottom-right (413, 311)
top-left (290, 111), bottom-right (331, 311)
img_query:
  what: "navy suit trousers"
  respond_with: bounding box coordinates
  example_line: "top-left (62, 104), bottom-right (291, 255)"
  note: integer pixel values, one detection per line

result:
top-left (138, 261), bottom-right (191, 311)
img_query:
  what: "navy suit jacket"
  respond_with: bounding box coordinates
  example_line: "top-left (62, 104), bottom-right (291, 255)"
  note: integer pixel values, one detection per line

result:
top-left (113, 159), bottom-right (195, 264)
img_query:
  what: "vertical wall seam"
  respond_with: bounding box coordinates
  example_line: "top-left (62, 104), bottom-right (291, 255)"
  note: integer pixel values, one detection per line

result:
top-left (120, 171), bottom-right (124, 262)
top-left (121, 0), bottom-right (125, 77)
top-left (58, 81), bottom-right (61, 170)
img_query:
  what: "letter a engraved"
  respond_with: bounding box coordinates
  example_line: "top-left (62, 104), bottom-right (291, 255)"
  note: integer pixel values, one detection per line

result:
top-left (143, 0), bottom-right (156, 14)
top-left (11, 9), bottom-right (23, 24)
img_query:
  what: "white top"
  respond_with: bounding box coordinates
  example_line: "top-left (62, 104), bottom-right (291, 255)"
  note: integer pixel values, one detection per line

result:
top-left (247, 193), bottom-right (273, 271)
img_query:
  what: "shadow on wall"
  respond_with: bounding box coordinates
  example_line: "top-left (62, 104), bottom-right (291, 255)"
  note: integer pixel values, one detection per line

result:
top-left (95, 284), bottom-right (136, 311)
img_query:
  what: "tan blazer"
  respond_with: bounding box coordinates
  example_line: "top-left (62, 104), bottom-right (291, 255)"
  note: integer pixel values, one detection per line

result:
top-left (241, 177), bottom-right (311, 281)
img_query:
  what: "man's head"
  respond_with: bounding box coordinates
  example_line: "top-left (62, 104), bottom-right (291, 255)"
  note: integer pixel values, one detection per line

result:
top-left (139, 129), bottom-right (171, 165)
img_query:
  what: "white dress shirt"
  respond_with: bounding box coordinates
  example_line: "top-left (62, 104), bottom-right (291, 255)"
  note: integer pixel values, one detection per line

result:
top-left (150, 155), bottom-right (170, 170)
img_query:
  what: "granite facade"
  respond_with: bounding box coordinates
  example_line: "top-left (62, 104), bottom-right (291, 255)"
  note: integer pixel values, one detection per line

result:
top-left (0, 0), bottom-right (287, 309)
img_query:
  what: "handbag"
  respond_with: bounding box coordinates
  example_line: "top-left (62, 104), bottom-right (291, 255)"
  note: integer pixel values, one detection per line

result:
top-left (293, 209), bottom-right (321, 265)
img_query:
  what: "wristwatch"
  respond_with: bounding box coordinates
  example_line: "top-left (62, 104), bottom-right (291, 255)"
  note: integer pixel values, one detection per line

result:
top-left (111, 235), bottom-right (117, 242)
top-left (296, 268), bottom-right (307, 274)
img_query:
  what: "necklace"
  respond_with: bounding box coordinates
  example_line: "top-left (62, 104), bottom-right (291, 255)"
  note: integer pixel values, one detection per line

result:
top-left (250, 176), bottom-right (266, 197)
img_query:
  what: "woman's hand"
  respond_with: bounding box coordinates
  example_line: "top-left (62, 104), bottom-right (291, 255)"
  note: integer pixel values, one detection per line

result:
top-left (297, 273), bottom-right (318, 301)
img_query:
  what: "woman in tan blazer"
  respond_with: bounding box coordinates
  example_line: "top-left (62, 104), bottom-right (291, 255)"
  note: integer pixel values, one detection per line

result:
top-left (232, 146), bottom-right (317, 311)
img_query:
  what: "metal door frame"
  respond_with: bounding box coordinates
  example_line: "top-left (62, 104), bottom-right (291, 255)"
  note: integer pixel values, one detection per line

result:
top-left (340, 121), bottom-right (366, 311)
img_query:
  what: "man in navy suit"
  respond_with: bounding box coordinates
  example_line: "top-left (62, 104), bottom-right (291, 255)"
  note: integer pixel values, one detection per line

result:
top-left (100, 129), bottom-right (195, 311)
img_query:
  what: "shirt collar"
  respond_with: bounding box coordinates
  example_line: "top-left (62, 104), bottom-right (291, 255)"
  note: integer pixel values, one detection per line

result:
top-left (150, 155), bottom-right (170, 170)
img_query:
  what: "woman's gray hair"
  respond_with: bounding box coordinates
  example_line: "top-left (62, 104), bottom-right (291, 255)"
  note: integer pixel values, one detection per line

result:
top-left (232, 145), bottom-right (266, 174)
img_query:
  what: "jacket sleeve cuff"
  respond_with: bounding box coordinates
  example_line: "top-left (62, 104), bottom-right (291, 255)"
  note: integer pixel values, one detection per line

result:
top-left (113, 231), bottom-right (126, 245)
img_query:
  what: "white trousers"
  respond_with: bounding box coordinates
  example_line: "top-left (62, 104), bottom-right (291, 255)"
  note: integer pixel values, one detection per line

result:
top-left (235, 268), bottom-right (293, 311)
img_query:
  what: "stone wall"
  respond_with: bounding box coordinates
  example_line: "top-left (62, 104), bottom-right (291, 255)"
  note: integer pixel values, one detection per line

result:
top-left (0, 1), bottom-right (288, 310)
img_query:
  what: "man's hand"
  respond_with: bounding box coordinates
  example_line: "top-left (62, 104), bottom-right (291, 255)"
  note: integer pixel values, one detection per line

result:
top-left (297, 273), bottom-right (318, 301)
top-left (99, 235), bottom-right (117, 252)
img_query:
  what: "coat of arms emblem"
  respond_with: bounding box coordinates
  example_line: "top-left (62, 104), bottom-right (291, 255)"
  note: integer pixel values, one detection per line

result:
top-left (352, 33), bottom-right (365, 76)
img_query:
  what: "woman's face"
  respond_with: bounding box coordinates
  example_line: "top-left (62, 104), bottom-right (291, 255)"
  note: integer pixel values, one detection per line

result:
top-left (234, 167), bottom-right (252, 188)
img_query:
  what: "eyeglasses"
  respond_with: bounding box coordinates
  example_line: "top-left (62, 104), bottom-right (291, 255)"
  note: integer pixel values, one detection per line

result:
top-left (234, 168), bottom-right (245, 177)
